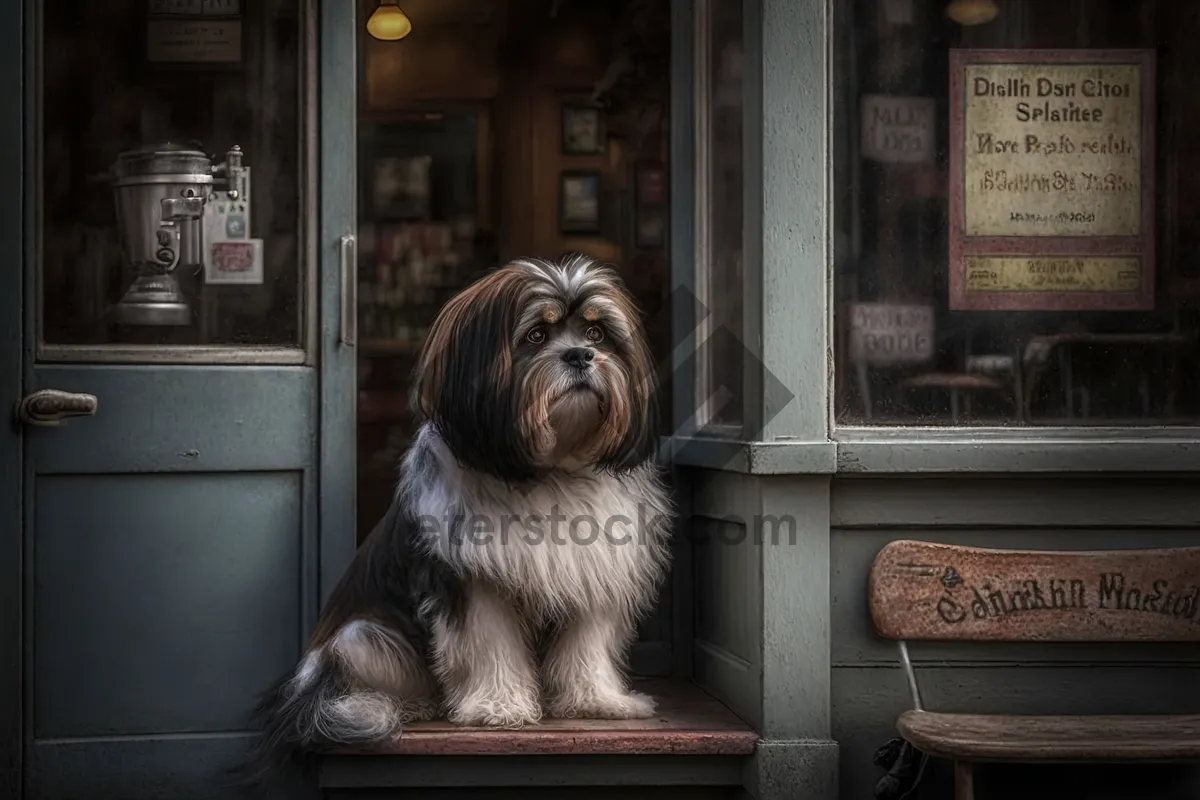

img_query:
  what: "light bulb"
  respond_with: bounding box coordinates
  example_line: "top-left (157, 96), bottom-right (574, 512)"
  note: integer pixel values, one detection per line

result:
top-left (946, 0), bottom-right (999, 26)
top-left (367, 1), bottom-right (412, 41)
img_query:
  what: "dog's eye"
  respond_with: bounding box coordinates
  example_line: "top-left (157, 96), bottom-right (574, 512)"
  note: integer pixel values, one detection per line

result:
top-left (527, 327), bottom-right (546, 344)
top-left (584, 325), bottom-right (604, 344)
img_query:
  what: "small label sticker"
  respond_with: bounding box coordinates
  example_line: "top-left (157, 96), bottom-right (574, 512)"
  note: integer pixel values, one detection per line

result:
top-left (205, 238), bottom-right (264, 284)
top-left (225, 212), bottom-right (247, 239)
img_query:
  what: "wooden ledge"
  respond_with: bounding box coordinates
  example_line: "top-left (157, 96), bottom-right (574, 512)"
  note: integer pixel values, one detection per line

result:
top-left (898, 710), bottom-right (1200, 762)
top-left (335, 679), bottom-right (758, 757)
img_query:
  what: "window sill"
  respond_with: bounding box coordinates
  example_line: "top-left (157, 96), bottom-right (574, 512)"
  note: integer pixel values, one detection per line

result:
top-left (662, 436), bottom-right (837, 474)
top-left (665, 429), bottom-right (1200, 475)
top-left (836, 427), bottom-right (1200, 474)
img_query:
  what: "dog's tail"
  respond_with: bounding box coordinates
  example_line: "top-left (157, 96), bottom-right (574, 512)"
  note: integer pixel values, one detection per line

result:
top-left (228, 646), bottom-right (408, 797)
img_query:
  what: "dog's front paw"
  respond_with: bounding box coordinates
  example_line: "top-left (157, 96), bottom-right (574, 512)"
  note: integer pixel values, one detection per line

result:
top-left (395, 696), bottom-right (441, 723)
top-left (448, 696), bottom-right (543, 729)
top-left (546, 689), bottom-right (657, 720)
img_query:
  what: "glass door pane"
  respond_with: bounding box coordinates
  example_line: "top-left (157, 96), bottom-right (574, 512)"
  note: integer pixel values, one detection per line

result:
top-left (38, 0), bottom-right (310, 359)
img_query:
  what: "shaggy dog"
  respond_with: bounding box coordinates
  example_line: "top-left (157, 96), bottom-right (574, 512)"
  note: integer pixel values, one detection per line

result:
top-left (239, 255), bottom-right (673, 793)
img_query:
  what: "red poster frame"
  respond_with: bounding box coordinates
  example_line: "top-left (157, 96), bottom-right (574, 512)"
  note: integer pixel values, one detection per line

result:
top-left (947, 49), bottom-right (1156, 311)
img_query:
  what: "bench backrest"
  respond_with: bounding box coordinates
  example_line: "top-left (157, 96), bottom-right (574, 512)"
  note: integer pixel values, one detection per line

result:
top-left (869, 540), bottom-right (1200, 643)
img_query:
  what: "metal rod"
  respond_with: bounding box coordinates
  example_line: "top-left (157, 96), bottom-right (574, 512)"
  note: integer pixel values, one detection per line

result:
top-left (898, 640), bottom-right (923, 711)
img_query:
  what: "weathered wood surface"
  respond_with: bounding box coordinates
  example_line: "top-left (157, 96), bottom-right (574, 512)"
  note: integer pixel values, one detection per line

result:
top-left (869, 540), bottom-right (1200, 642)
top-left (334, 679), bottom-right (758, 757)
top-left (898, 710), bottom-right (1200, 761)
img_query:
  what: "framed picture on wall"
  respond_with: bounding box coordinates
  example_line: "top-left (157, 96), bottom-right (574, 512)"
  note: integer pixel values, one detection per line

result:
top-left (561, 103), bottom-right (604, 155)
top-left (635, 207), bottom-right (666, 248)
top-left (559, 170), bottom-right (602, 234)
top-left (635, 160), bottom-right (667, 206)
top-left (371, 155), bottom-right (432, 220)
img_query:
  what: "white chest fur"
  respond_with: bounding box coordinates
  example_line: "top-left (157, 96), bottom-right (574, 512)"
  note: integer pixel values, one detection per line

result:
top-left (408, 432), bottom-right (672, 619)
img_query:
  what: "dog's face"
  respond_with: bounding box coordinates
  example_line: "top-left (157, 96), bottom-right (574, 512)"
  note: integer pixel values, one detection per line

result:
top-left (414, 256), bottom-right (657, 481)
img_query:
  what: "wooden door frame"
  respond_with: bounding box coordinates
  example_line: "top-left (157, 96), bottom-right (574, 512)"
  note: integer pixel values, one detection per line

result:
top-left (1, 2), bottom-right (23, 796)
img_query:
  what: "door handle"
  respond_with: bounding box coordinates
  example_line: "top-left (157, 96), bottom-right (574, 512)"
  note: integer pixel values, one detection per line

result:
top-left (15, 389), bottom-right (99, 427)
top-left (339, 234), bottom-right (357, 347)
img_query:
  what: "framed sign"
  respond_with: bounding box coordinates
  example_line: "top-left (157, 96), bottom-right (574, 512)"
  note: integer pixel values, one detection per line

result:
top-left (635, 161), bottom-right (667, 206)
top-left (861, 95), bottom-right (935, 164)
top-left (559, 170), bottom-right (602, 234)
top-left (948, 49), bottom-right (1155, 311)
top-left (146, 18), bottom-right (242, 63)
top-left (371, 156), bottom-right (432, 220)
top-left (847, 303), bottom-right (935, 366)
top-left (205, 239), bottom-right (263, 285)
top-left (636, 207), bottom-right (666, 248)
top-left (561, 104), bottom-right (605, 155)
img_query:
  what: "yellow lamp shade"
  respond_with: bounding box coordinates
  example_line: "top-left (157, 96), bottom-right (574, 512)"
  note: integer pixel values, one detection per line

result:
top-left (367, 1), bottom-right (412, 41)
top-left (946, 0), bottom-right (999, 26)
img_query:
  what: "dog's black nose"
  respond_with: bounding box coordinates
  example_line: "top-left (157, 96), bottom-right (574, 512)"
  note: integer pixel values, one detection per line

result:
top-left (563, 347), bottom-right (595, 369)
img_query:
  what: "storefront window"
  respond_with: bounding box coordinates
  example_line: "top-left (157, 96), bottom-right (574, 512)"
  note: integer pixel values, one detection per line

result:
top-left (834, 0), bottom-right (1200, 426)
top-left (696, 0), bottom-right (744, 431)
top-left (39, 0), bottom-right (304, 353)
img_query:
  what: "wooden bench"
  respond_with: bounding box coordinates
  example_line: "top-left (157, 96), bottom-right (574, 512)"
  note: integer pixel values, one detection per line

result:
top-left (868, 540), bottom-right (1200, 800)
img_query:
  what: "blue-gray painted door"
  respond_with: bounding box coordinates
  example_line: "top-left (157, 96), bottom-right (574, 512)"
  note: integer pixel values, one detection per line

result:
top-left (9, 2), bottom-right (358, 798)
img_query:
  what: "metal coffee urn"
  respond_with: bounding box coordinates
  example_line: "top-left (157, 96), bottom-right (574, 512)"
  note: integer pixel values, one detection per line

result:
top-left (107, 142), bottom-right (249, 326)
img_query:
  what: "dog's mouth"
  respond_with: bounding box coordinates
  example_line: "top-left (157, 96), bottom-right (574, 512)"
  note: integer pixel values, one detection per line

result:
top-left (551, 380), bottom-right (605, 408)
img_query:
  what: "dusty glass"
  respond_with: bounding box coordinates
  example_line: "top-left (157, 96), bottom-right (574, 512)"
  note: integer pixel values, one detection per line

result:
top-left (834, 0), bottom-right (1200, 426)
top-left (39, 0), bottom-right (305, 354)
top-left (699, 0), bottom-right (745, 430)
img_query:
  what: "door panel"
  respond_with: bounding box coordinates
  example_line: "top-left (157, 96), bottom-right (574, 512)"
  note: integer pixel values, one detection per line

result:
top-left (33, 471), bottom-right (302, 738)
top-left (28, 367), bottom-right (315, 473)
top-left (29, 737), bottom-right (264, 800)
top-left (16, 1), bottom-right (357, 798)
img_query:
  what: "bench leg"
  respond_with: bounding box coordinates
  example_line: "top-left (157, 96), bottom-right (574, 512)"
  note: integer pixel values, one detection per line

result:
top-left (954, 761), bottom-right (974, 800)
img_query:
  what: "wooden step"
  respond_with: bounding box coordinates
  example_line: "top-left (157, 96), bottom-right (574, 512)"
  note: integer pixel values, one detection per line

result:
top-left (333, 679), bottom-right (758, 757)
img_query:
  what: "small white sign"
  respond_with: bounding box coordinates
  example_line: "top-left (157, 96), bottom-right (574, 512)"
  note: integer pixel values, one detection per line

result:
top-left (861, 95), bottom-right (935, 164)
top-left (202, 184), bottom-right (262, 285)
top-left (848, 303), bottom-right (935, 365)
top-left (205, 239), bottom-right (264, 285)
top-left (146, 19), bottom-right (242, 63)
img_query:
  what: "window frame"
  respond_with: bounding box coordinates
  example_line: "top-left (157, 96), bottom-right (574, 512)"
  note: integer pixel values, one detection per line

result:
top-left (671, 0), bottom-right (836, 473)
top-left (688, 0), bottom-right (760, 442)
top-left (30, 0), bottom-right (319, 366)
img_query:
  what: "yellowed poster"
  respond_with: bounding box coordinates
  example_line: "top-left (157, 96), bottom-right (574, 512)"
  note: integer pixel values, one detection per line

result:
top-left (963, 256), bottom-right (1142, 293)
top-left (963, 62), bottom-right (1142, 237)
top-left (949, 50), bottom-right (1155, 311)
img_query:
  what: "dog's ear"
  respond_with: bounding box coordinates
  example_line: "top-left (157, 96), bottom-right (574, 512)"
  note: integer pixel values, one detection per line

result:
top-left (414, 267), bottom-right (539, 481)
top-left (592, 288), bottom-right (660, 473)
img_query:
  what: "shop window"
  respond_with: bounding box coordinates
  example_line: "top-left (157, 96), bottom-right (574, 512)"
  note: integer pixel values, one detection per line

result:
top-left (695, 0), bottom-right (745, 432)
top-left (40, 0), bottom-right (303, 353)
top-left (833, 0), bottom-right (1200, 426)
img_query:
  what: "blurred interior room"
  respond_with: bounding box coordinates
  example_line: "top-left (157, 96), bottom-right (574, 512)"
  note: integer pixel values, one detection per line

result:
top-left (352, 0), bottom-right (683, 542)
